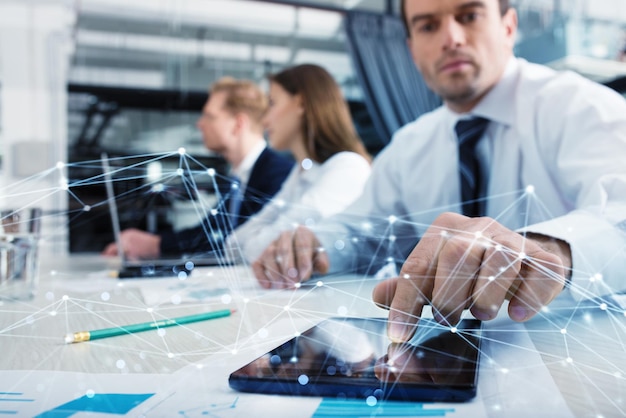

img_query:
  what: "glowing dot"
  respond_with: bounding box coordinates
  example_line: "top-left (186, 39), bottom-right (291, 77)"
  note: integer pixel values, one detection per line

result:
top-left (337, 306), bottom-right (348, 316)
top-left (56, 161), bottom-right (65, 169)
top-left (207, 168), bottom-right (215, 177)
top-left (284, 305), bottom-right (291, 311)
top-left (146, 307), bottom-right (154, 313)
top-left (83, 205), bottom-right (91, 212)
top-left (50, 311), bottom-right (57, 317)
top-left (361, 222), bottom-right (372, 231)
top-left (116, 359), bottom-right (126, 369)
top-left (210, 209), bottom-right (218, 216)
top-left (499, 267), bottom-right (507, 273)
top-left (298, 374), bottom-right (309, 385)
top-left (157, 329), bottom-right (166, 337)
top-left (334, 240), bottom-right (345, 250)
top-left (594, 273), bottom-right (603, 281)
top-left (403, 274), bottom-right (411, 279)
top-left (560, 328), bottom-right (567, 334)
top-left (51, 270), bottom-right (58, 276)
top-left (525, 185), bottom-right (535, 194)
top-left (176, 168), bottom-right (184, 176)
top-left (294, 282), bottom-right (301, 289)
top-left (450, 327), bottom-right (457, 334)
top-left (275, 199), bottom-right (285, 208)
top-left (474, 231), bottom-right (482, 239)
top-left (389, 235), bottom-right (396, 243)
top-left (366, 396), bottom-right (377, 406)
top-left (62, 295), bottom-right (69, 301)
top-left (495, 244), bottom-right (503, 252)
top-left (541, 306), bottom-right (550, 313)
top-left (167, 353), bottom-right (174, 359)
top-left (294, 331), bottom-right (301, 337)
top-left (178, 147), bottom-right (186, 155)
top-left (196, 364), bottom-right (204, 370)
top-left (301, 158), bottom-right (313, 170)
top-left (243, 298), bottom-right (250, 304)
top-left (388, 215), bottom-right (397, 224)
top-left (100, 292), bottom-right (110, 301)
top-left (258, 328), bottom-right (268, 339)
top-left (171, 295), bottom-right (182, 305)
top-left (488, 276), bottom-right (495, 282)
top-left (599, 303), bottom-right (608, 311)
top-left (177, 271), bottom-right (188, 280)
top-left (518, 252), bottom-right (526, 260)
top-left (231, 349), bottom-right (238, 355)
top-left (501, 368), bottom-right (509, 374)
top-left (440, 230), bottom-right (449, 238)
top-left (221, 294), bottom-right (232, 304)
top-left (86, 389), bottom-right (95, 398)
top-left (316, 281), bottom-right (324, 287)
top-left (566, 357), bottom-right (573, 364)
top-left (60, 182), bottom-right (69, 191)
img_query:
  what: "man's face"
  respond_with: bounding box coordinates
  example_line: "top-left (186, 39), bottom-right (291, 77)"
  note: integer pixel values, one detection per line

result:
top-left (196, 91), bottom-right (237, 154)
top-left (404, 0), bottom-right (517, 113)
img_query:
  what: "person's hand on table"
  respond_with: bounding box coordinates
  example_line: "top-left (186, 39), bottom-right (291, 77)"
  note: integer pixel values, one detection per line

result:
top-left (372, 212), bottom-right (572, 343)
top-left (252, 225), bottom-right (330, 289)
top-left (101, 228), bottom-right (161, 260)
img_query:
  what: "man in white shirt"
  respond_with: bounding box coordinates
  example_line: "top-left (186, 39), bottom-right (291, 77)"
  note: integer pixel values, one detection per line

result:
top-left (103, 78), bottom-right (293, 259)
top-left (252, 0), bottom-right (626, 342)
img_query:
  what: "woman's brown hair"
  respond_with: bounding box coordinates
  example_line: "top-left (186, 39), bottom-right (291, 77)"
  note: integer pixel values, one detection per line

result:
top-left (268, 64), bottom-right (370, 164)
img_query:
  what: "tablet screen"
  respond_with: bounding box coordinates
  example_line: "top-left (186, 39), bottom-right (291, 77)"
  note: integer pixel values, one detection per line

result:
top-left (229, 317), bottom-right (482, 402)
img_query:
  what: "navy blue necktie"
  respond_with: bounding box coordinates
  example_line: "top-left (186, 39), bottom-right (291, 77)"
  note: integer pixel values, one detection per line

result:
top-left (228, 176), bottom-right (243, 228)
top-left (455, 117), bottom-right (490, 217)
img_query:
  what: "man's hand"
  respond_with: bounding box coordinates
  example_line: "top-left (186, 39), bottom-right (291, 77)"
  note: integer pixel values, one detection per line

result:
top-left (101, 228), bottom-right (161, 260)
top-left (252, 225), bottom-right (330, 289)
top-left (372, 212), bottom-right (571, 342)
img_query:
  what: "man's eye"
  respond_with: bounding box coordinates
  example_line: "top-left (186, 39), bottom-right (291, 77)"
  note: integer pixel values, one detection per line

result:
top-left (417, 22), bottom-right (437, 33)
top-left (458, 12), bottom-right (479, 24)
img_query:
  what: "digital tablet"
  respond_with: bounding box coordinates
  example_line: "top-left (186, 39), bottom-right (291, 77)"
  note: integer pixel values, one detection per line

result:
top-left (229, 317), bottom-right (482, 402)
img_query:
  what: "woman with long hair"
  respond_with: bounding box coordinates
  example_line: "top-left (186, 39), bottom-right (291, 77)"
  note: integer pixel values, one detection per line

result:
top-left (225, 63), bottom-right (371, 263)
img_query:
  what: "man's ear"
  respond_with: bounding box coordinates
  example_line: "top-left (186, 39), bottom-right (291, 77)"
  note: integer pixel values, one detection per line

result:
top-left (233, 112), bottom-right (249, 135)
top-left (502, 8), bottom-right (518, 48)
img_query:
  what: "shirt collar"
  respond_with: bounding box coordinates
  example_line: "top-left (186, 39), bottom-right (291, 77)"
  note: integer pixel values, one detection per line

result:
top-left (231, 140), bottom-right (266, 185)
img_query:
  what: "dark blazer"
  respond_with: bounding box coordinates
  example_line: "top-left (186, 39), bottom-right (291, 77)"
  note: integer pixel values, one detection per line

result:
top-left (159, 147), bottom-right (293, 255)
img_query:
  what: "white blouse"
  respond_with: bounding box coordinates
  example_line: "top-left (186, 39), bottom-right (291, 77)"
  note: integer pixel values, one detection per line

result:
top-left (225, 151), bottom-right (371, 262)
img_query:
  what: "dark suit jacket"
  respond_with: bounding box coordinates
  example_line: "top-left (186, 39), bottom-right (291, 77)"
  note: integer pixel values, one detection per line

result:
top-left (159, 147), bottom-right (294, 255)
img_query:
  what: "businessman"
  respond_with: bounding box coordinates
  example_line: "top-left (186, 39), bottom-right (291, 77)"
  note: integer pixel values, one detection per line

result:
top-left (252, 0), bottom-right (626, 342)
top-left (103, 77), bottom-right (293, 259)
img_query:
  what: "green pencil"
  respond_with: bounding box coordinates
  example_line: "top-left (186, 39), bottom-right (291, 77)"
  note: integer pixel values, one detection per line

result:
top-left (64, 308), bottom-right (235, 344)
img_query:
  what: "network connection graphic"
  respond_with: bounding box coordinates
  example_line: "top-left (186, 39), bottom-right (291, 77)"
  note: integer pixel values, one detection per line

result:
top-left (0, 150), bottom-right (625, 417)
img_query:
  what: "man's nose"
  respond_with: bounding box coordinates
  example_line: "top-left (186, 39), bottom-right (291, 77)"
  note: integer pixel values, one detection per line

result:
top-left (441, 17), bottom-right (466, 50)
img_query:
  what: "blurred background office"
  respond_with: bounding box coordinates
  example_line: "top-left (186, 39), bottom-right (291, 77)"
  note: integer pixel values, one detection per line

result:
top-left (1, 0), bottom-right (626, 256)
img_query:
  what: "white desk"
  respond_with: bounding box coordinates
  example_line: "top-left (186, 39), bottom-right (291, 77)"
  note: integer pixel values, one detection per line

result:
top-left (1, 254), bottom-right (624, 417)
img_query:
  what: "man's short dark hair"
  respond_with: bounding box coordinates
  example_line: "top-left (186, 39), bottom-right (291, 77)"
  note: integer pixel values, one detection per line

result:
top-left (400, 0), bottom-right (512, 37)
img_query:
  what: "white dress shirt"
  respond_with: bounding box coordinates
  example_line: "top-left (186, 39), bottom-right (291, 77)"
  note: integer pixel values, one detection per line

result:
top-left (225, 151), bottom-right (371, 262)
top-left (317, 58), bottom-right (626, 301)
top-left (230, 140), bottom-right (266, 186)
